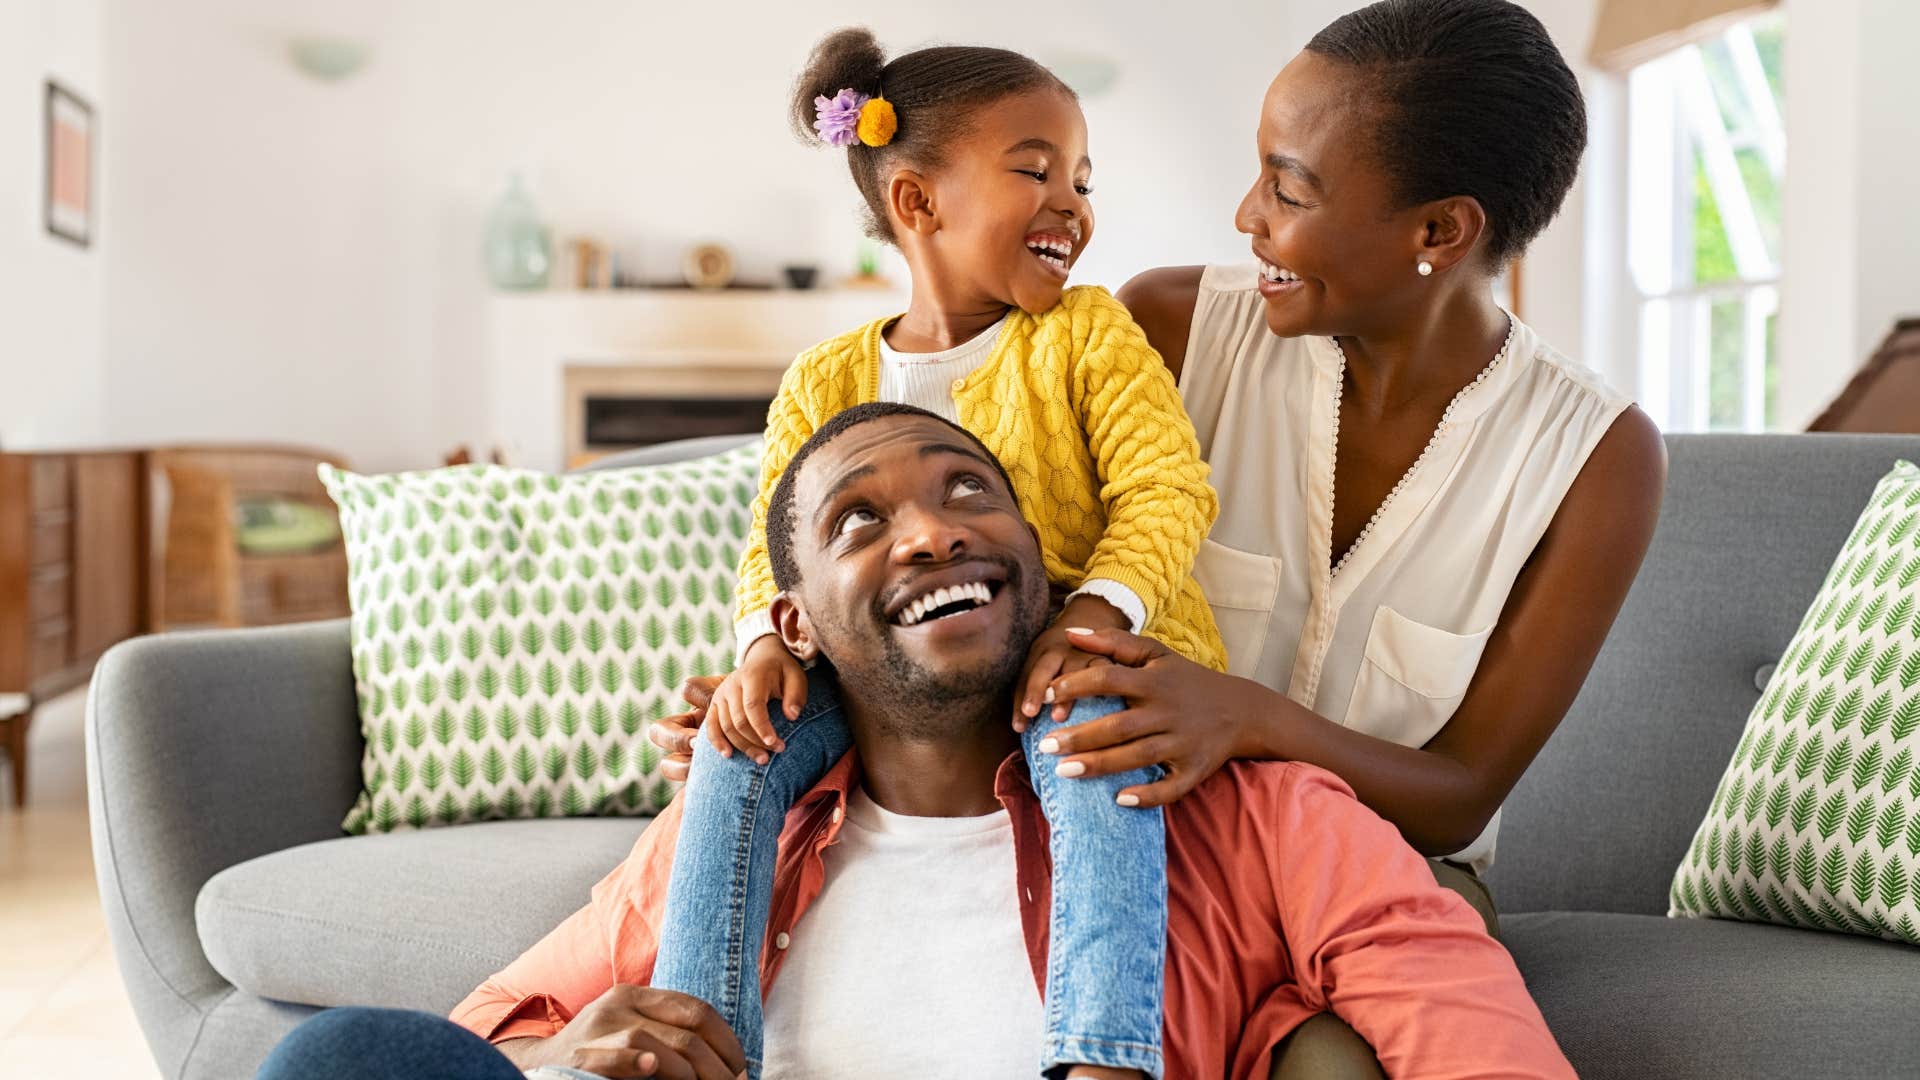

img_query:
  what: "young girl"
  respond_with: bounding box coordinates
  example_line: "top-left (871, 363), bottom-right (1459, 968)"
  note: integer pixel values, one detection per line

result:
top-left (650, 29), bottom-right (1224, 1079)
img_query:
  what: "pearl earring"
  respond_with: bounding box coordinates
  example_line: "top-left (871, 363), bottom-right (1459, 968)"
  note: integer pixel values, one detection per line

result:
top-left (1417, 259), bottom-right (1434, 277)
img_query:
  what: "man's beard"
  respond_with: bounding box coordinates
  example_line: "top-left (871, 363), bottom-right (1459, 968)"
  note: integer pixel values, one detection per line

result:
top-left (823, 557), bottom-right (1046, 740)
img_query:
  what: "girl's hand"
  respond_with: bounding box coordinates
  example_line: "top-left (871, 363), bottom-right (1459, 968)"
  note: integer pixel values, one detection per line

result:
top-left (1013, 595), bottom-right (1130, 731)
top-left (1037, 626), bottom-right (1276, 807)
top-left (704, 636), bottom-right (808, 765)
top-left (647, 675), bottom-right (725, 783)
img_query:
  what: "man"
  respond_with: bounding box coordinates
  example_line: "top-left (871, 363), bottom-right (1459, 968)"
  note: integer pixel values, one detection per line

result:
top-left (440, 402), bottom-right (1570, 1079)
top-left (260, 403), bottom-right (1568, 1080)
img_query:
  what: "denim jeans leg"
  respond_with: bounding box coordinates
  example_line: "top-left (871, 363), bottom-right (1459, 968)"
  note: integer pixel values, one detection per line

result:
top-left (648, 667), bottom-right (851, 1079)
top-left (1024, 695), bottom-right (1168, 1079)
top-left (255, 1008), bottom-right (529, 1080)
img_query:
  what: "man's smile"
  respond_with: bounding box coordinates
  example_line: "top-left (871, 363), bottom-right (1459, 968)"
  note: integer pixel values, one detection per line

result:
top-left (881, 560), bottom-right (1011, 630)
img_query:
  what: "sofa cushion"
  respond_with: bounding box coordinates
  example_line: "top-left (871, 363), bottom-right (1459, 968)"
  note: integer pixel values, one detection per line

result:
top-left (1670, 461), bottom-right (1920, 945)
top-left (319, 441), bottom-right (760, 834)
top-left (1505, 911), bottom-right (1920, 1078)
top-left (197, 817), bottom-right (652, 1013)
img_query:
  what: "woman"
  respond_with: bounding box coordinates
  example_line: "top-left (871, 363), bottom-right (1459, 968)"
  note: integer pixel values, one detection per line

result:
top-left (1039, 0), bottom-right (1663, 907)
top-left (657, 0), bottom-right (1662, 1072)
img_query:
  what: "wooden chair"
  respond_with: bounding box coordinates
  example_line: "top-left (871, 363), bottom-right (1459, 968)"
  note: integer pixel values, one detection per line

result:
top-left (148, 446), bottom-right (353, 630)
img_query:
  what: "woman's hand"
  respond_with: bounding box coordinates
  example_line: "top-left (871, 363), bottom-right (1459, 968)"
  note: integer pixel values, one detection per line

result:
top-left (1038, 626), bottom-right (1284, 807)
top-left (647, 675), bottom-right (724, 783)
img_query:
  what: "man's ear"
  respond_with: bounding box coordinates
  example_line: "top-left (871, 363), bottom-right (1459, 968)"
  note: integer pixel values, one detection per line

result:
top-left (769, 593), bottom-right (819, 663)
top-left (886, 168), bottom-right (940, 237)
top-left (1414, 195), bottom-right (1488, 275)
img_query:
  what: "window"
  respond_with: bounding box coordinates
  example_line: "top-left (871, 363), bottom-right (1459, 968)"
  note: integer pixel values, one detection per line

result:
top-left (1626, 13), bottom-right (1785, 431)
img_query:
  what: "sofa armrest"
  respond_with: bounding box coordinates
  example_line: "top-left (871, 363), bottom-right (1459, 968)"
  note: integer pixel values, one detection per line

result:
top-left (87, 618), bottom-right (363, 1076)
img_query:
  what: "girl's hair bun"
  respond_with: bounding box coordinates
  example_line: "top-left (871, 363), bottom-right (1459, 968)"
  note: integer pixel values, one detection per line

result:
top-left (789, 28), bottom-right (888, 143)
top-left (788, 27), bottom-right (1069, 243)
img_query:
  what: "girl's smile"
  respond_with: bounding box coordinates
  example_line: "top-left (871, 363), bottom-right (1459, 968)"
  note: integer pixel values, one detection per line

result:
top-left (1025, 226), bottom-right (1080, 279)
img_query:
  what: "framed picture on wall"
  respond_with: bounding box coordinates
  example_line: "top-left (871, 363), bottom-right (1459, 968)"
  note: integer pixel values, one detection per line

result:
top-left (45, 81), bottom-right (94, 248)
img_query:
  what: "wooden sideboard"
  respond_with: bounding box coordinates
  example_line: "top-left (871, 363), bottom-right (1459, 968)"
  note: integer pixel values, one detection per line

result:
top-left (0, 450), bottom-right (148, 806)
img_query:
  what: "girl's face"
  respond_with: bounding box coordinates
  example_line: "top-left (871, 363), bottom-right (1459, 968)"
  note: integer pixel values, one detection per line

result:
top-left (918, 88), bottom-right (1095, 315)
top-left (1234, 51), bottom-right (1435, 340)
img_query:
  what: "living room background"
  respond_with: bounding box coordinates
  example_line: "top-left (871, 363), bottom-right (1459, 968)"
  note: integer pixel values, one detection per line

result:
top-left (0, 0), bottom-right (1608, 472)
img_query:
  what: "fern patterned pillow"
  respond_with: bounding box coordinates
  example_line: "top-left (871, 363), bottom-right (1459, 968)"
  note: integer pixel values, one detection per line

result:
top-left (1671, 460), bottom-right (1920, 943)
top-left (320, 442), bottom-right (760, 834)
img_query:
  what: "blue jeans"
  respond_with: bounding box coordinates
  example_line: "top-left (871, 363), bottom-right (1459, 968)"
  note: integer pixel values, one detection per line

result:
top-left (255, 1007), bottom-right (605, 1079)
top-left (649, 668), bottom-right (1167, 1078)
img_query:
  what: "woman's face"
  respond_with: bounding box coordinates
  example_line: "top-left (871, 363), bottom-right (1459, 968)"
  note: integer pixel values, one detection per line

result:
top-left (1235, 51), bottom-right (1434, 340)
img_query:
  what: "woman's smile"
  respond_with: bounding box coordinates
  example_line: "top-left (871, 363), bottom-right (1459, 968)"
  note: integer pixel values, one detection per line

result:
top-left (1255, 253), bottom-right (1306, 298)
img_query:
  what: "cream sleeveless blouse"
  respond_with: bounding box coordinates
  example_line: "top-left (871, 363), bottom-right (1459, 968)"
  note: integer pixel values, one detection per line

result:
top-left (1180, 264), bottom-right (1633, 871)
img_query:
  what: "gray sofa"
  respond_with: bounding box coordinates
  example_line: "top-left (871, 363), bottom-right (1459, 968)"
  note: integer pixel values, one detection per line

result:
top-left (89, 434), bottom-right (1920, 1079)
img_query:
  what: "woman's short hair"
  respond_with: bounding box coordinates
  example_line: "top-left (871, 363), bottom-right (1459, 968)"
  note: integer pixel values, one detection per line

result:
top-left (1307, 0), bottom-right (1587, 264)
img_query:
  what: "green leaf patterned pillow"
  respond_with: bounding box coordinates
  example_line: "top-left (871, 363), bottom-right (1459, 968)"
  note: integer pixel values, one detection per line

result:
top-left (1671, 460), bottom-right (1920, 944)
top-left (319, 442), bottom-right (760, 834)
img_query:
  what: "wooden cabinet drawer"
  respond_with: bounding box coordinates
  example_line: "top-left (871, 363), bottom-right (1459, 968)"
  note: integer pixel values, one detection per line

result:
top-left (31, 457), bottom-right (71, 512)
top-left (29, 566), bottom-right (70, 620)
top-left (31, 512), bottom-right (72, 568)
top-left (30, 618), bottom-right (71, 680)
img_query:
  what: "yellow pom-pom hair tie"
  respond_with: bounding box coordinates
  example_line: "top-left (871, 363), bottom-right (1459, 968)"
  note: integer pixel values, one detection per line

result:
top-left (855, 97), bottom-right (897, 148)
top-left (813, 88), bottom-right (896, 149)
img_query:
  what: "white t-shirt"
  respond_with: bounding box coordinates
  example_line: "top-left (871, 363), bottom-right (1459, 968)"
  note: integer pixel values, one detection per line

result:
top-left (759, 788), bottom-right (1044, 1078)
top-left (875, 315), bottom-right (1007, 423)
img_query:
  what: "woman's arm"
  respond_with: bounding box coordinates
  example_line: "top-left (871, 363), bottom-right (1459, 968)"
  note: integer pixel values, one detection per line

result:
top-left (1114, 266), bottom-right (1205, 382)
top-left (1044, 407), bottom-right (1667, 855)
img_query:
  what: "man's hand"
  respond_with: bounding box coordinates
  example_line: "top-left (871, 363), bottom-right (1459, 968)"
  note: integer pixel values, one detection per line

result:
top-left (1012, 594), bottom-right (1130, 732)
top-left (647, 676), bottom-right (724, 783)
top-left (502, 984), bottom-right (747, 1080)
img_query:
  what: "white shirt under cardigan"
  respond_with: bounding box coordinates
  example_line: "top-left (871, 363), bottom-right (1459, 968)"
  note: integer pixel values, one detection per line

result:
top-left (759, 788), bottom-right (1044, 1078)
top-left (1179, 264), bottom-right (1633, 872)
top-left (732, 315), bottom-right (1146, 658)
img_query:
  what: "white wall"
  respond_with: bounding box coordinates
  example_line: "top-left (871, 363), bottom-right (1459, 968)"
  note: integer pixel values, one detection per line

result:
top-left (1728, 0), bottom-right (1920, 429)
top-left (1774, 0), bottom-right (1864, 427)
top-left (94, 0), bottom-right (1608, 472)
top-left (0, 0), bottom-right (107, 449)
top-left (102, 0), bottom-right (430, 470)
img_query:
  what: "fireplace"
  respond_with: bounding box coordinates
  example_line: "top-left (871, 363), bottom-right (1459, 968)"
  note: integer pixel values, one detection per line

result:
top-left (562, 355), bottom-right (786, 467)
top-left (488, 289), bottom-right (906, 472)
top-left (582, 394), bottom-right (773, 449)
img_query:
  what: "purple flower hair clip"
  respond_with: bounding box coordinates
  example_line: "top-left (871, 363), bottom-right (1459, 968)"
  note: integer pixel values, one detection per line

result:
top-left (813, 88), bottom-right (871, 148)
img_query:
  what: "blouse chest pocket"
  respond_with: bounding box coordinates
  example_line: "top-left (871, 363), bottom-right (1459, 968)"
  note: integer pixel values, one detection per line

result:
top-left (1191, 538), bottom-right (1283, 679)
top-left (1347, 606), bottom-right (1495, 748)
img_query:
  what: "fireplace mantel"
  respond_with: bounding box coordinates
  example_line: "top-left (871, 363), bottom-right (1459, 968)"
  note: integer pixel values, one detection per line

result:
top-left (485, 288), bottom-right (905, 472)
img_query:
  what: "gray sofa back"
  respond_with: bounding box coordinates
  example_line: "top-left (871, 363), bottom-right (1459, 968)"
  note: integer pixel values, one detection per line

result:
top-left (584, 432), bottom-right (1920, 919)
top-left (1490, 433), bottom-right (1920, 916)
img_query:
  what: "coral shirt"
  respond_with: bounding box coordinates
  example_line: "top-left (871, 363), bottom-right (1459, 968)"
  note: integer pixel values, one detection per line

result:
top-left (451, 756), bottom-right (1572, 1079)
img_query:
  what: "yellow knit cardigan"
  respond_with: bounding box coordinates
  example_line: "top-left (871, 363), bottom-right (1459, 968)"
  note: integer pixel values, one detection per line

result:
top-left (735, 285), bottom-right (1226, 671)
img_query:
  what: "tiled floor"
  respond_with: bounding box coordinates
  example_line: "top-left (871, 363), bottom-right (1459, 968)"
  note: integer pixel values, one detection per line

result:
top-left (0, 688), bottom-right (164, 1078)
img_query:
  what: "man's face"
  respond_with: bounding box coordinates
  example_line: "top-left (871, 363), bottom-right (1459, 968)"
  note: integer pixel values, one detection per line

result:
top-left (775, 415), bottom-right (1049, 724)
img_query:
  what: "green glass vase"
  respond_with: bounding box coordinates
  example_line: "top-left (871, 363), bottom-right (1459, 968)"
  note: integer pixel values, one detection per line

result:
top-left (484, 175), bottom-right (552, 289)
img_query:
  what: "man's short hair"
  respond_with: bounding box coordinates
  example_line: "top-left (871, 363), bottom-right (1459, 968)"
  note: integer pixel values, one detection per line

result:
top-left (764, 402), bottom-right (1016, 592)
